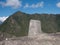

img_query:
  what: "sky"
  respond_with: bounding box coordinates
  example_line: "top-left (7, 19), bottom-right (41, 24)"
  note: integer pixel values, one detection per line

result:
top-left (0, 0), bottom-right (60, 22)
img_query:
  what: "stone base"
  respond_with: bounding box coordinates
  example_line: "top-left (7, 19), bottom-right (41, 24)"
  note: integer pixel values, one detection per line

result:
top-left (0, 33), bottom-right (60, 45)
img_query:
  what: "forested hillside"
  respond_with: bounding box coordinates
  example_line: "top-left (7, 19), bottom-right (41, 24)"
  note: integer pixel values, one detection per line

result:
top-left (0, 11), bottom-right (60, 37)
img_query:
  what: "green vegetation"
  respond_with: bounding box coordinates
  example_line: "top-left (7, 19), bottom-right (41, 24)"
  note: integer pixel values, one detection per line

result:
top-left (0, 11), bottom-right (60, 37)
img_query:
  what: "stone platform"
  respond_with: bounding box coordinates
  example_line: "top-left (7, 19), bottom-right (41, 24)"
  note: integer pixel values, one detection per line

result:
top-left (0, 33), bottom-right (60, 45)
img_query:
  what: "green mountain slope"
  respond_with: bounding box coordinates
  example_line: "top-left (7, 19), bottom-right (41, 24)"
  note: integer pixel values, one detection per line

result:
top-left (0, 11), bottom-right (60, 37)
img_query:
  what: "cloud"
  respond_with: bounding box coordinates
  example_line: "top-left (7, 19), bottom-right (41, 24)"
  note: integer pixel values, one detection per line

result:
top-left (0, 16), bottom-right (8, 22)
top-left (24, 3), bottom-right (29, 8)
top-left (0, 0), bottom-right (22, 8)
top-left (24, 1), bottom-right (44, 8)
top-left (56, 2), bottom-right (60, 8)
top-left (30, 1), bottom-right (44, 8)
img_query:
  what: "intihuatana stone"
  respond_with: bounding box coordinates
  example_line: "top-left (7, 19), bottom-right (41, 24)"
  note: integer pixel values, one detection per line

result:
top-left (28, 20), bottom-right (42, 37)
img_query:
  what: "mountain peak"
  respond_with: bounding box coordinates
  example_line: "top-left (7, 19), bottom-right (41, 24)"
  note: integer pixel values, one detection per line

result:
top-left (15, 11), bottom-right (25, 14)
top-left (10, 11), bottom-right (26, 17)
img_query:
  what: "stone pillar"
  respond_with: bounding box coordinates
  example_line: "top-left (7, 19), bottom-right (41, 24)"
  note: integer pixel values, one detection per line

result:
top-left (28, 20), bottom-right (42, 37)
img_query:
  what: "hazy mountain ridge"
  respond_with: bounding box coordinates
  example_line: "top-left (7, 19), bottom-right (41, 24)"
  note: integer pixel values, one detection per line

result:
top-left (0, 11), bottom-right (60, 38)
top-left (0, 21), bottom-right (2, 24)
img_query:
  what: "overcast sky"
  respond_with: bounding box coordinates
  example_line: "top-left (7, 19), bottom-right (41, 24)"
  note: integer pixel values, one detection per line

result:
top-left (0, 0), bottom-right (60, 22)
